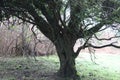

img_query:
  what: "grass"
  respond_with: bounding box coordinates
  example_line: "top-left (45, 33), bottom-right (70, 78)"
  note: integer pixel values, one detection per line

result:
top-left (76, 53), bottom-right (120, 80)
top-left (0, 53), bottom-right (120, 80)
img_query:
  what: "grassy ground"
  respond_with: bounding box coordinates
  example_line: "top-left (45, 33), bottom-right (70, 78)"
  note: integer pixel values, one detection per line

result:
top-left (0, 53), bottom-right (120, 80)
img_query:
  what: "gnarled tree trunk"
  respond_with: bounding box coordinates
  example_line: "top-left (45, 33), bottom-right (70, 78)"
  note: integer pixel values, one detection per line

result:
top-left (54, 34), bottom-right (79, 80)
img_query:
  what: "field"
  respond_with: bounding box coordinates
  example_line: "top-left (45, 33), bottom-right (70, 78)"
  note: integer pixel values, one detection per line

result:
top-left (0, 53), bottom-right (120, 80)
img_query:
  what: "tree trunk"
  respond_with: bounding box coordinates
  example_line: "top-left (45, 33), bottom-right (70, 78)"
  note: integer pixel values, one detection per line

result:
top-left (58, 53), bottom-right (77, 78)
top-left (55, 36), bottom-right (80, 80)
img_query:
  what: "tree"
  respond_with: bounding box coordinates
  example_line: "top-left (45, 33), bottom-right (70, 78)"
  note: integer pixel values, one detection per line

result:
top-left (0, 0), bottom-right (120, 79)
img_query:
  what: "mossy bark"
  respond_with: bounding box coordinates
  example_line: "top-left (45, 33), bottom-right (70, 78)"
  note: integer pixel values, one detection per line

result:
top-left (55, 36), bottom-right (80, 80)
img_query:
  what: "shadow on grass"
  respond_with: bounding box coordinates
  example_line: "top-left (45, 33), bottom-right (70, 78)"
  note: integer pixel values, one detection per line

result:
top-left (0, 54), bottom-right (120, 80)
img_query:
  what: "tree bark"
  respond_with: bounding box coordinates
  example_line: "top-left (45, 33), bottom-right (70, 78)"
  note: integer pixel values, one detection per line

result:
top-left (54, 35), bottom-right (80, 80)
top-left (58, 53), bottom-right (77, 78)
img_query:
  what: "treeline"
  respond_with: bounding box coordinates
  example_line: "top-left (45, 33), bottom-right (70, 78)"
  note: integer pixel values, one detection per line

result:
top-left (0, 18), bottom-right (56, 57)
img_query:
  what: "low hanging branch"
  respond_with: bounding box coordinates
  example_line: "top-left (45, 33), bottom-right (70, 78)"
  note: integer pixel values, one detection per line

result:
top-left (94, 34), bottom-right (120, 41)
top-left (87, 42), bottom-right (120, 49)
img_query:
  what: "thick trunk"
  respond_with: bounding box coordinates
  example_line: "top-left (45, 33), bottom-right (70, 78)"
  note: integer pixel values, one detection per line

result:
top-left (58, 54), bottom-right (77, 78)
top-left (55, 36), bottom-right (80, 80)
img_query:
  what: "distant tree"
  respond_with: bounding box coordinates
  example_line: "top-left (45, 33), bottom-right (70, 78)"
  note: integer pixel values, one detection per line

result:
top-left (0, 0), bottom-right (120, 79)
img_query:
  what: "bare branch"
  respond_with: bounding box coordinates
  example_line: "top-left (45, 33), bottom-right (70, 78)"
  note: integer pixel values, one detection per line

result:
top-left (31, 25), bottom-right (42, 43)
top-left (84, 22), bottom-right (105, 37)
top-left (87, 43), bottom-right (120, 49)
top-left (74, 37), bottom-right (91, 58)
top-left (94, 34), bottom-right (120, 41)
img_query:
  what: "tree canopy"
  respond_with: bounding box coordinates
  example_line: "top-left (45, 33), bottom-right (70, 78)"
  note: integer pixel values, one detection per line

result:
top-left (0, 0), bottom-right (120, 79)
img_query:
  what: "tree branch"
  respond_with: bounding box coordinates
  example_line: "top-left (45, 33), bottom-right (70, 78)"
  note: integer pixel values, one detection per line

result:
top-left (94, 34), bottom-right (120, 41)
top-left (83, 22), bottom-right (105, 37)
top-left (74, 37), bottom-right (91, 58)
top-left (18, 3), bottom-right (56, 41)
top-left (87, 43), bottom-right (120, 49)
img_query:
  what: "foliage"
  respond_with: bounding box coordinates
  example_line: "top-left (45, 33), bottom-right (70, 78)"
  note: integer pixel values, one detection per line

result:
top-left (0, 0), bottom-right (120, 79)
top-left (0, 0), bottom-right (120, 52)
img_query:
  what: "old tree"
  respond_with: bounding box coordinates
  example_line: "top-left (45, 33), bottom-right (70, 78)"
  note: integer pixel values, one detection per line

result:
top-left (0, 0), bottom-right (120, 79)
